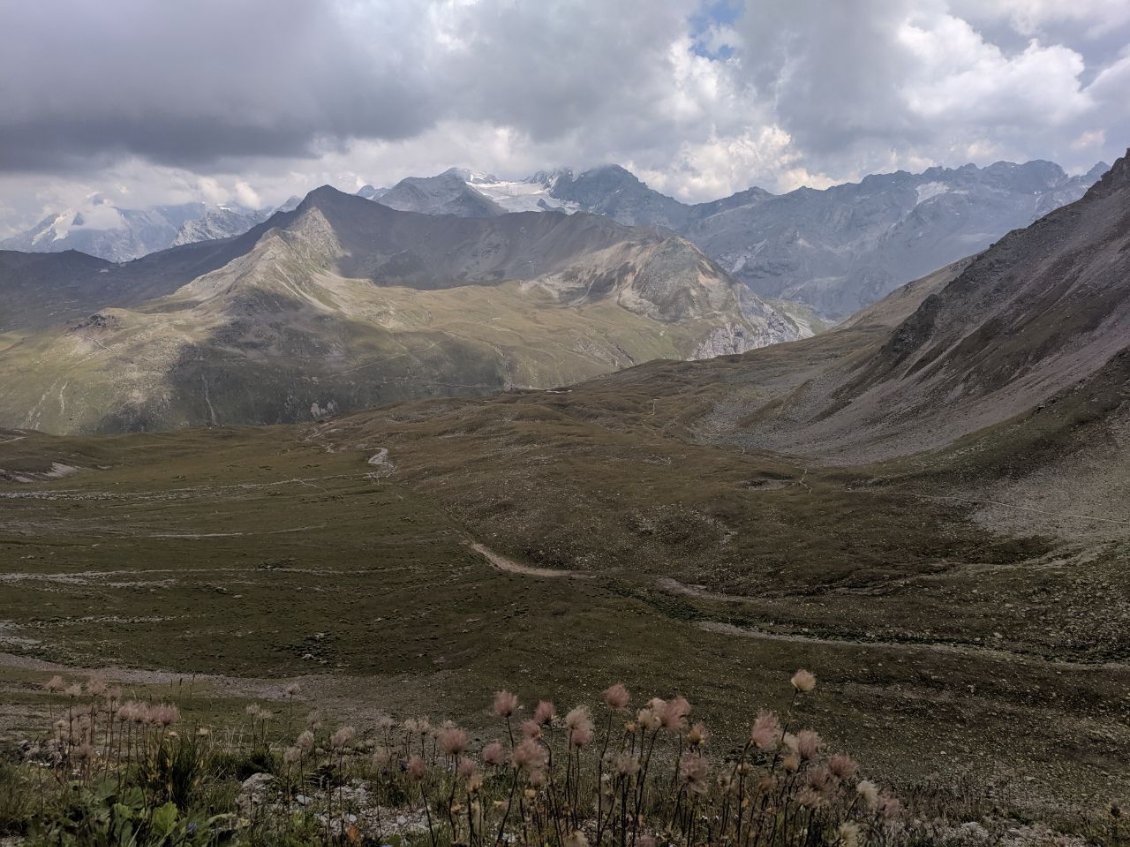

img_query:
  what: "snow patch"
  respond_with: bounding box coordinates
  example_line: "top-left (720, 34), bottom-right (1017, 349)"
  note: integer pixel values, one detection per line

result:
top-left (915, 181), bottom-right (950, 205)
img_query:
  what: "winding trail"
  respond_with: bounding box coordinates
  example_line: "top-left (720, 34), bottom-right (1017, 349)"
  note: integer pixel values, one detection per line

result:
top-left (468, 541), bottom-right (580, 578)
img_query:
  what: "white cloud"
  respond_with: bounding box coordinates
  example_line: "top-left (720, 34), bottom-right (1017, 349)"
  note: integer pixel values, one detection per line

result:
top-left (0, 0), bottom-right (1127, 235)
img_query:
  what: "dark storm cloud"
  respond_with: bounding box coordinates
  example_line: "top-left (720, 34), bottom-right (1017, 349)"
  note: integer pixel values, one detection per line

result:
top-left (0, 0), bottom-right (438, 172)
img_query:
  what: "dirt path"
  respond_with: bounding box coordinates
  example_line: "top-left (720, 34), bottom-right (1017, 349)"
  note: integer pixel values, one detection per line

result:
top-left (696, 621), bottom-right (1130, 671)
top-left (468, 541), bottom-right (580, 578)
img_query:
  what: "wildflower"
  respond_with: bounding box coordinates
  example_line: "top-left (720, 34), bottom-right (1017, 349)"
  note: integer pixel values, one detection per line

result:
top-left (839, 821), bottom-right (861, 847)
top-left (662, 696), bottom-right (692, 732)
top-left (330, 726), bottom-right (356, 750)
top-left (482, 741), bottom-right (508, 767)
top-left (879, 796), bottom-right (902, 820)
top-left (638, 836), bottom-right (656, 847)
top-left (795, 729), bottom-right (821, 760)
top-left (533, 700), bottom-right (556, 725)
top-left (374, 714), bottom-right (395, 732)
top-left (527, 768), bottom-right (548, 788)
top-left (73, 743), bottom-right (95, 761)
top-left (603, 683), bottom-right (630, 711)
top-left (686, 722), bottom-right (709, 747)
top-left (565, 706), bottom-right (594, 747)
top-left (791, 669), bottom-right (816, 694)
top-left (856, 779), bottom-right (879, 809)
top-left (44, 675), bottom-right (66, 693)
top-left (257, 709), bottom-right (274, 722)
top-left (467, 772), bottom-right (484, 793)
top-left (613, 752), bottom-right (640, 777)
top-left (828, 754), bottom-right (858, 780)
top-left (196, 726), bottom-right (212, 737)
top-left (284, 746), bottom-right (303, 765)
top-left (457, 757), bottom-right (478, 780)
top-left (796, 787), bottom-right (825, 808)
top-left (245, 704), bottom-right (261, 717)
top-left (438, 726), bottom-right (469, 756)
top-left (782, 732), bottom-right (798, 752)
top-left (284, 683), bottom-right (301, 698)
top-left (64, 683), bottom-right (83, 699)
top-left (493, 690), bottom-right (520, 718)
top-left (637, 708), bottom-right (661, 733)
top-left (406, 755), bottom-right (427, 781)
top-left (564, 831), bottom-right (589, 847)
top-left (372, 747), bottom-right (393, 767)
top-left (296, 730), bottom-right (315, 752)
top-left (152, 704), bottom-right (180, 727)
top-left (511, 739), bottom-right (548, 774)
top-left (806, 767), bottom-right (832, 793)
top-left (782, 753), bottom-right (801, 773)
top-left (679, 752), bottom-right (710, 795)
top-left (750, 710), bottom-right (781, 751)
top-left (521, 719), bottom-right (542, 740)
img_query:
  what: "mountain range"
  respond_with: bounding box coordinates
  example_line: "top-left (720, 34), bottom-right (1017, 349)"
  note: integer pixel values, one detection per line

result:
top-left (361, 160), bottom-right (1109, 317)
top-left (0, 186), bottom-right (802, 434)
top-left (0, 197), bottom-right (301, 263)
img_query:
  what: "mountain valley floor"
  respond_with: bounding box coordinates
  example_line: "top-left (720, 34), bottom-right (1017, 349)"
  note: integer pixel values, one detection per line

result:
top-left (1, 383), bottom-right (1127, 825)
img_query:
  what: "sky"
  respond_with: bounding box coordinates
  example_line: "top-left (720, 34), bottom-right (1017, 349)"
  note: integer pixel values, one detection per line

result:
top-left (0, 0), bottom-right (1128, 236)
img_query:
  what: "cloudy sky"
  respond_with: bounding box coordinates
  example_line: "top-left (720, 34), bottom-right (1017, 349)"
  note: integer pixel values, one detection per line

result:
top-left (1, 0), bottom-right (1127, 235)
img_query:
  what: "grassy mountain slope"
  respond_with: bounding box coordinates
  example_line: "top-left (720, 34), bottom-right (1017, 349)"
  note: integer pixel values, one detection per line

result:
top-left (0, 189), bottom-right (799, 434)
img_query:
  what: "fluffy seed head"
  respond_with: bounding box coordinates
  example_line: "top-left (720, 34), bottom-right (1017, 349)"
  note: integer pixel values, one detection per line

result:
top-left (679, 752), bottom-right (710, 794)
top-left (613, 752), bottom-right (640, 776)
top-left (457, 757), bottom-right (478, 780)
top-left (520, 719), bottom-right (542, 740)
top-left (686, 722), bottom-right (709, 747)
top-left (482, 741), bottom-right (508, 767)
top-left (796, 729), bottom-right (822, 760)
top-left (751, 710), bottom-right (782, 752)
top-left (330, 726), bottom-right (356, 750)
top-left (493, 690), bottom-right (520, 718)
top-left (564, 832), bottom-right (589, 847)
top-left (637, 708), bottom-right (661, 733)
top-left (511, 738), bottom-right (548, 774)
top-left (407, 755), bottom-right (427, 781)
top-left (533, 700), bottom-right (556, 725)
top-left (663, 696), bottom-right (692, 732)
top-left (839, 821), bottom-right (861, 847)
top-left (828, 754), bottom-right (858, 780)
top-left (791, 669), bottom-right (817, 694)
top-left (603, 683), bottom-right (630, 710)
top-left (44, 675), bottom-right (66, 693)
top-left (296, 730), bottom-right (315, 752)
top-left (438, 726), bottom-right (470, 756)
top-left (856, 779), bottom-right (880, 809)
top-left (284, 746), bottom-right (302, 764)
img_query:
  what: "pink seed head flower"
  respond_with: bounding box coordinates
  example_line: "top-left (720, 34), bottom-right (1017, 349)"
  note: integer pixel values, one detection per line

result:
top-left (511, 738), bottom-right (548, 773)
top-left (521, 719), bottom-right (542, 740)
top-left (679, 752), bottom-right (710, 794)
top-left (296, 730), bottom-right (315, 752)
top-left (152, 704), bottom-right (180, 727)
top-left (828, 754), bottom-right (858, 780)
top-left (661, 697), bottom-right (691, 733)
top-left (686, 722), bottom-right (709, 747)
top-left (533, 700), bottom-right (556, 725)
top-left (750, 710), bottom-right (781, 752)
top-left (603, 683), bottom-right (631, 711)
top-left (407, 755), bottom-right (427, 781)
top-left (791, 669), bottom-right (816, 694)
top-left (493, 690), bottom-right (520, 718)
top-left (457, 757), bottom-right (478, 780)
top-left (613, 752), bottom-right (640, 776)
top-left (44, 675), bottom-right (66, 693)
top-left (796, 729), bottom-right (822, 760)
top-left (637, 708), bottom-right (661, 733)
top-left (330, 726), bottom-right (356, 750)
top-left (482, 740), bottom-right (508, 767)
top-left (856, 779), bottom-right (880, 809)
top-left (438, 726), bottom-right (470, 756)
